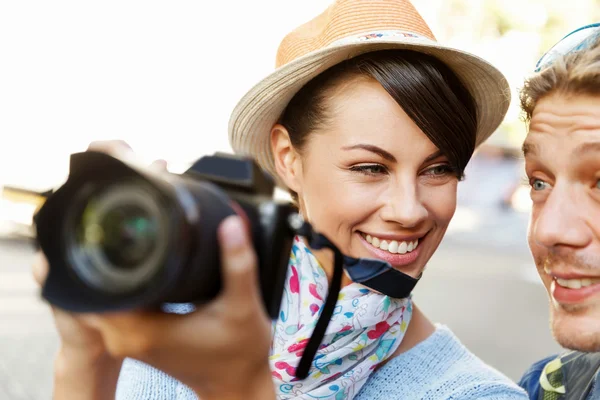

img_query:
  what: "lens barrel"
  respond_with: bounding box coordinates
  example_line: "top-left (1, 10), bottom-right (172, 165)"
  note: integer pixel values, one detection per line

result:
top-left (64, 180), bottom-right (170, 295)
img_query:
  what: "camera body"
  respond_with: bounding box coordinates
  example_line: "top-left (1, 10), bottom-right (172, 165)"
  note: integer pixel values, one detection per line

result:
top-left (35, 151), bottom-right (297, 319)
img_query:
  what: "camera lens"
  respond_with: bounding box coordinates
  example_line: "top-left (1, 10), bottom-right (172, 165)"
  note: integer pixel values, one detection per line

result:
top-left (95, 204), bottom-right (157, 270)
top-left (65, 180), bottom-right (170, 294)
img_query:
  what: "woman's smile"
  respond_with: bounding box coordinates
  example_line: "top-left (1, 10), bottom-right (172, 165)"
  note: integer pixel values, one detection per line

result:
top-left (357, 231), bottom-right (428, 268)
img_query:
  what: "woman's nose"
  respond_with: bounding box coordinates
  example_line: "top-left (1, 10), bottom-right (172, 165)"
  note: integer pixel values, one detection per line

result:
top-left (380, 182), bottom-right (428, 228)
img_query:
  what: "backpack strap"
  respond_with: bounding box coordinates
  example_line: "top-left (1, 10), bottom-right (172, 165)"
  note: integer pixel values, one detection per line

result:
top-left (538, 352), bottom-right (600, 400)
top-left (538, 356), bottom-right (566, 400)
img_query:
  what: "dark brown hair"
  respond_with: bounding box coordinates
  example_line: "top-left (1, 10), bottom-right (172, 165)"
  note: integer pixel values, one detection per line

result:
top-left (279, 49), bottom-right (478, 182)
top-left (520, 36), bottom-right (600, 121)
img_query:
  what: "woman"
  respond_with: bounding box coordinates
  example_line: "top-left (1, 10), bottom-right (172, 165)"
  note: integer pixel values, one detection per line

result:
top-left (36, 0), bottom-right (528, 399)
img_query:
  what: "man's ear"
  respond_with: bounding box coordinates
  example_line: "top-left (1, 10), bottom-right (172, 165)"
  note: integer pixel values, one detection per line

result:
top-left (270, 124), bottom-right (302, 193)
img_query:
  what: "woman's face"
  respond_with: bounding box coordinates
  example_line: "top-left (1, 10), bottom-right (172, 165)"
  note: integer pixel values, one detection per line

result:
top-left (274, 78), bottom-right (459, 279)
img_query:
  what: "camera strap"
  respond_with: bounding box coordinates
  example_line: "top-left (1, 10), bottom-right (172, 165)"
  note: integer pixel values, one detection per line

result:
top-left (293, 221), bottom-right (420, 379)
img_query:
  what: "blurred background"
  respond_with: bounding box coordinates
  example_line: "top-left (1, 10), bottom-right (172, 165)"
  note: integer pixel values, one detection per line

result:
top-left (1, 0), bottom-right (599, 398)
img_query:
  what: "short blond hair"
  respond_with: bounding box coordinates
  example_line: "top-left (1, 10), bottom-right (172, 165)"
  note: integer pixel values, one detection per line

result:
top-left (520, 36), bottom-right (600, 121)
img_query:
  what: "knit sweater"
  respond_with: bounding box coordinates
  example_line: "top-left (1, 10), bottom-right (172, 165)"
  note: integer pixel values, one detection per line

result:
top-left (115, 324), bottom-right (527, 399)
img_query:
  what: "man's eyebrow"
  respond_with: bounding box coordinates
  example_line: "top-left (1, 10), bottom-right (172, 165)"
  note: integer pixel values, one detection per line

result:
top-left (522, 142), bottom-right (537, 156)
top-left (341, 144), bottom-right (396, 162)
top-left (573, 142), bottom-right (600, 157)
top-left (522, 141), bottom-right (600, 158)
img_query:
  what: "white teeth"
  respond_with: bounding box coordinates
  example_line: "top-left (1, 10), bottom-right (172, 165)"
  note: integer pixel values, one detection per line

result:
top-left (556, 278), bottom-right (568, 287)
top-left (555, 277), bottom-right (600, 289)
top-left (361, 233), bottom-right (421, 255)
top-left (397, 241), bottom-right (408, 254)
top-left (568, 280), bottom-right (582, 290)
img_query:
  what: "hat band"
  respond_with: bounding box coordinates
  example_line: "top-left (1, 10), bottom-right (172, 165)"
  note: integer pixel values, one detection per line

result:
top-left (329, 29), bottom-right (434, 47)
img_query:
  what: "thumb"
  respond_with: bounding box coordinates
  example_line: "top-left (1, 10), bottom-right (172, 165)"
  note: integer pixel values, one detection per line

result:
top-left (217, 215), bottom-right (261, 305)
top-left (32, 252), bottom-right (49, 287)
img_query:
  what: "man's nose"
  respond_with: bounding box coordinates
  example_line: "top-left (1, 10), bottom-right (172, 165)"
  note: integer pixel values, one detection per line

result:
top-left (532, 182), bottom-right (591, 249)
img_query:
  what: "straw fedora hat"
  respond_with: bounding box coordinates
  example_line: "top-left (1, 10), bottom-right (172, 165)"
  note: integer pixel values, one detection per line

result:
top-left (229, 0), bottom-right (511, 186)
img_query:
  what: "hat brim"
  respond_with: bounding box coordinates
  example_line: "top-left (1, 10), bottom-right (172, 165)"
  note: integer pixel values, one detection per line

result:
top-left (229, 36), bottom-right (511, 188)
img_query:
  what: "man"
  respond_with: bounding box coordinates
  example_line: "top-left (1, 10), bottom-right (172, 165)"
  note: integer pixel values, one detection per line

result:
top-left (518, 24), bottom-right (600, 399)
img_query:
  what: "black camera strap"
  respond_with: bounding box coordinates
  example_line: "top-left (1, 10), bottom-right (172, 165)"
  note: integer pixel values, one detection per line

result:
top-left (292, 221), bottom-right (420, 379)
top-left (294, 222), bottom-right (344, 380)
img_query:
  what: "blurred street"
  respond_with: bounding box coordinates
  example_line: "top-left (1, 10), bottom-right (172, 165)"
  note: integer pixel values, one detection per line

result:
top-left (0, 202), bottom-right (562, 399)
top-left (0, 238), bottom-right (56, 400)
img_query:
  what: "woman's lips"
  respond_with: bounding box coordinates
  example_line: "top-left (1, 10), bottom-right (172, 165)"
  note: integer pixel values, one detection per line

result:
top-left (357, 232), bottom-right (423, 267)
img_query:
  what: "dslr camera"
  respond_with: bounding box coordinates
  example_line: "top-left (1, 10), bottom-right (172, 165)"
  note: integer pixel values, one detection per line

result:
top-left (35, 151), bottom-right (299, 318)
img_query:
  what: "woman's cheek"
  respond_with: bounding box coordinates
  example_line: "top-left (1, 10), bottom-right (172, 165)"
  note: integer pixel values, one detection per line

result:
top-left (424, 183), bottom-right (458, 226)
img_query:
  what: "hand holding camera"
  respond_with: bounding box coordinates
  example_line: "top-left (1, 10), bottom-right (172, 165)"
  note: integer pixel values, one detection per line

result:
top-left (34, 140), bottom-right (276, 400)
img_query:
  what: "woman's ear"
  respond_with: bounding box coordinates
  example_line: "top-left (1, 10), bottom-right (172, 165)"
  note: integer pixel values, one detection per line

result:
top-left (270, 124), bottom-right (302, 193)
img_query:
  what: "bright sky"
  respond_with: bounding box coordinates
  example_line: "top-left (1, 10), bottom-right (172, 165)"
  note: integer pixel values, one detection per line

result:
top-left (0, 1), bottom-right (490, 190)
top-left (0, 1), bottom-right (334, 189)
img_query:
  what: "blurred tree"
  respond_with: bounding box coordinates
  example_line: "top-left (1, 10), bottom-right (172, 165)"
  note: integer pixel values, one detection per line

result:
top-left (413, 0), bottom-right (599, 148)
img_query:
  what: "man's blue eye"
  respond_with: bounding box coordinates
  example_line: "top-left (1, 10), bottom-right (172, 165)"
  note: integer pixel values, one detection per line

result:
top-left (532, 179), bottom-right (547, 191)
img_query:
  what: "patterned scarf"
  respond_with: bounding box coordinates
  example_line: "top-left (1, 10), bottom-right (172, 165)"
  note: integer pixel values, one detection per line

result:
top-left (270, 236), bottom-right (412, 400)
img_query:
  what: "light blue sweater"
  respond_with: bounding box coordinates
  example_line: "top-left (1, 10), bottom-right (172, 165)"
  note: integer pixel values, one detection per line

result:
top-left (115, 324), bottom-right (527, 399)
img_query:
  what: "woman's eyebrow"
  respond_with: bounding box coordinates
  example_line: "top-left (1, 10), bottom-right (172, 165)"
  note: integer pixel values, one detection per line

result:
top-left (341, 144), bottom-right (396, 162)
top-left (341, 146), bottom-right (444, 164)
top-left (424, 150), bottom-right (443, 163)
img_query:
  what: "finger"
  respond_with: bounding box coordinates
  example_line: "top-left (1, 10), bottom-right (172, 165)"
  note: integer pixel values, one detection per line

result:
top-left (32, 252), bottom-right (49, 287)
top-left (149, 159), bottom-right (168, 173)
top-left (83, 311), bottom-right (190, 359)
top-left (217, 215), bottom-right (261, 306)
top-left (87, 140), bottom-right (135, 160)
top-left (82, 311), bottom-right (154, 358)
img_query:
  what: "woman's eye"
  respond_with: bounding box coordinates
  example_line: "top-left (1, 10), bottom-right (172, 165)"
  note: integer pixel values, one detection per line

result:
top-left (350, 164), bottom-right (386, 175)
top-left (531, 178), bottom-right (549, 191)
top-left (424, 164), bottom-right (455, 177)
top-left (596, 179), bottom-right (600, 190)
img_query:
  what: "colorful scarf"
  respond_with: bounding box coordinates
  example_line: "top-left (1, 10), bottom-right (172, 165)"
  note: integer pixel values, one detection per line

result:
top-left (270, 236), bottom-right (412, 399)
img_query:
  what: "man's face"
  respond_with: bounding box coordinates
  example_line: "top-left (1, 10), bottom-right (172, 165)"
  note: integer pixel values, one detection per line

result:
top-left (524, 92), bottom-right (600, 351)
